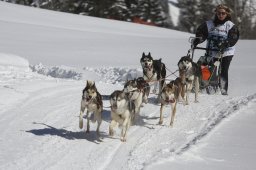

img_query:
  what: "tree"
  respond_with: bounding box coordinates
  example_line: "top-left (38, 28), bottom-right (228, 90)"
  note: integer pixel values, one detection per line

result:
top-left (108, 0), bottom-right (130, 21)
top-left (82, 0), bottom-right (115, 18)
top-left (177, 0), bottom-right (199, 32)
top-left (132, 0), bottom-right (169, 27)
top-left (39, 0), bottom-right (62, 11)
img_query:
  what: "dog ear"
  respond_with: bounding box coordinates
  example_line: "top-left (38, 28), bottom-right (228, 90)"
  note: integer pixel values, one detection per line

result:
top-left (148, 52), bottom-right (151, 57)
top-left (134, 79), bottom-right (137, 86)
top-left (92, 81), bottom-right (96, 88)
top-left (86, 80), bottom-right (95, 88)
top-left (121, 90), bottom-right (126, 98)
top-left (142, 52), bottom-right (145, 57)
top-left (86, 80), bottom-right (90, 87)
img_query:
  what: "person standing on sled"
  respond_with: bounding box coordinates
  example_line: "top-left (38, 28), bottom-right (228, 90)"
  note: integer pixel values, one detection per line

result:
top-left (193, 4), bottom-right (239, 95)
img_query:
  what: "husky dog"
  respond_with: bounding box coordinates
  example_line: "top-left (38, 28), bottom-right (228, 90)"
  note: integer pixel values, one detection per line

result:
top-left (159, 78), bottom-right (182, 126)
top-left (79, 80), bottom-right (103, 136)
top-left (123, 77), bottom-right (149, 123)
top-left (140, 52), bottom-right (166, 102)
top-left (178, 56), bottom-right (200, 105)
top-left (136, 77), bottom-right (150, 104)
top-left (109, 90), bottom-right (135, 142)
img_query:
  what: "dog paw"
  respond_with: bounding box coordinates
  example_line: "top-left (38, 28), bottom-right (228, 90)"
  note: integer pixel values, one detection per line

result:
top-left (170, 123), bottom-right (173, 127)
top-left (121, 137), bottom-right (126, 142)
top-left (97, 137), bottom-right (103, 142)
top-left (158, 120), bottom-right (163, 125)
top-left (109, 130), bottom-right (114, 136)
top-left (143, 99), bottom-right (148, 104)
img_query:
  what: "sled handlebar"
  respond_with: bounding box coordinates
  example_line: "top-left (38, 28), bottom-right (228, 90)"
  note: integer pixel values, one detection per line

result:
top-left (193, 47), bottom-right (220, 51)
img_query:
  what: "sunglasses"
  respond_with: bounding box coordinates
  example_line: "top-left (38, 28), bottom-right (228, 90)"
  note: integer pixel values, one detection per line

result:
top-left (217, 12), bottom-right (227, 16)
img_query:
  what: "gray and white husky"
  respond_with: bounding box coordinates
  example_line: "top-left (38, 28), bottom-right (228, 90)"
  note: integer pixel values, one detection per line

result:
top-left (178, 56), bottom-right (200, 105)
top-left (79, 80), bottom-right (103, 136)
top-left (109, 90), bottom-right (135, 142)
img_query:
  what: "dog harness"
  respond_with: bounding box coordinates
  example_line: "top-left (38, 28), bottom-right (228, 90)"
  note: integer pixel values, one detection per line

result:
top-left (206, 20), bottom-right (235, 58)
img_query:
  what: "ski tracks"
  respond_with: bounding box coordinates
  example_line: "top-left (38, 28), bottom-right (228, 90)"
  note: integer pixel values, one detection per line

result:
top-left (84, 92), bottom-right (256, 170)
top-left (125, 93), bottom-right (256, 170)
top-left (1, 76), bottom-right (256, 170)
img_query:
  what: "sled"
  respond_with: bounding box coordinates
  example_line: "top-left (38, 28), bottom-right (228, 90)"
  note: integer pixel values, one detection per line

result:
top-left (188, 37), bottom-right (223, 94)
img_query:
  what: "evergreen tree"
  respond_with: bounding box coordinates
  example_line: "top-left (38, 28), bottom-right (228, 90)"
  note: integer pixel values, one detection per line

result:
top-left (39, 0), bottom-right (62, 11)
top-left (15, 0), bottom-right (33, 5)
top-left (133, 0), bottom-right (168, 27)
top-left (177, 0), bottom-right (215, 33)
top-left (108, 0), bottom-right (130, 21)
top-left (82, 0), bottom-right (115, 18)
top-left (177, 0), bottom-right (199, 33)
top-left (159, 0), bottom-right (173, 28)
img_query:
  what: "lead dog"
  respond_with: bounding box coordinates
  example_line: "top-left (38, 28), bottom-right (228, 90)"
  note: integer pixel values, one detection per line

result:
top-left (109, 90), bottom-right (135, 142)
top-left (178, 56), bottom-right (200, 105)
top-left (140, 52), bottom-right (166, 102)
top-left (79, 80), bottom-right (103, 136)
top-left (159, 78), bottom-right (182, 126)
top-left (123, 77), bottom-right (149, 123)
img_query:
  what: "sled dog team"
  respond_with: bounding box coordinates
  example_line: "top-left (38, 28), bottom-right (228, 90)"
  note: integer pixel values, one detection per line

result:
top-left (79, 52), bottom-right (200, 142)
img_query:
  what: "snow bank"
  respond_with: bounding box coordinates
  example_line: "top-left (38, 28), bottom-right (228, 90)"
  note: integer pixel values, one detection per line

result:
top-left (30, 63), bottom-right (82, 80)
top-left (30, 63), bottom-right (143, 83)
top-left (0, 53), bottom-right (30, 72)
top-left (83, 66), bottom-right (143, 84)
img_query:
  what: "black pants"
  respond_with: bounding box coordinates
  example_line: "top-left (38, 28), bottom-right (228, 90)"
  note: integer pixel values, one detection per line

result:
top-left (219, 55), bottom-right (233, 92)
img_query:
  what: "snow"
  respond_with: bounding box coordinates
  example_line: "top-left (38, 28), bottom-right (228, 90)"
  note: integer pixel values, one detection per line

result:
top-left (0, 1), bottom-right (256, 170)
top-left (168, 1), bottom-right (180, 26)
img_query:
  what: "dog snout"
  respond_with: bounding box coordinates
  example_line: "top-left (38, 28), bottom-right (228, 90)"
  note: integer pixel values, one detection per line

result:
top-left (85, 95), bottom-right (92, 101)
top-left (165, 96), bottom-right (169, 101)
top-left (112, 102), bottom-right (117, 109)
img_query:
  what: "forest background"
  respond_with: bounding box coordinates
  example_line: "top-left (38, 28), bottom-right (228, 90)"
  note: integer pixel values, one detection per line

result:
top-left (1, 0), bottom-right (256, 39)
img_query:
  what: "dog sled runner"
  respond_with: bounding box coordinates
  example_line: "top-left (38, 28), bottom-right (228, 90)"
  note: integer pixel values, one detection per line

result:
top-left (188, 38), bottom-right (223, 94)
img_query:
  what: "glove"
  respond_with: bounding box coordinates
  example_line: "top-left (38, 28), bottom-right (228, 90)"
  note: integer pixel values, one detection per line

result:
top-left (192, 37), bottom-right (201, 47)
top-left (214, 61), bottom-right (220, 66)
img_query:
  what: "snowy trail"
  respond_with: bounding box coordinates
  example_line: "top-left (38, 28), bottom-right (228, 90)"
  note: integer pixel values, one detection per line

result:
top-left (103, 93), bottom-right (256, 170)
top-left (1, 69), bottom-right (256, 170)
top-left (0, 82), bottom-right (81, 169)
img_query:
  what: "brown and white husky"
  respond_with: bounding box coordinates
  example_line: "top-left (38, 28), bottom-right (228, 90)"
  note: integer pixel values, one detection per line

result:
top-left (79, 80), bottom-right (103, 137)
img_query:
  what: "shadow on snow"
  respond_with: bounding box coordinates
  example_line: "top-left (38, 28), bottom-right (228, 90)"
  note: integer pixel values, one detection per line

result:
top-left (26, 122), bottom-right (110, 144)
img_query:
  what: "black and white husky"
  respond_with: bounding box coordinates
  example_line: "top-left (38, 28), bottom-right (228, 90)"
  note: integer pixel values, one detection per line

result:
top-left (140, 52), bottom-right (166, 102)
top-left (123, 77), bottom-right (149, 123)
top-left (178, 56), bottom-right (200, 105)
top-left (79, 80), bottom-right (103, 136)
top-left (109, 90), bottom-right (135, 142)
